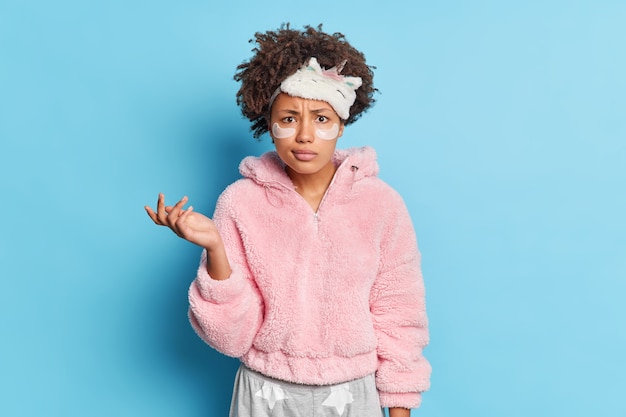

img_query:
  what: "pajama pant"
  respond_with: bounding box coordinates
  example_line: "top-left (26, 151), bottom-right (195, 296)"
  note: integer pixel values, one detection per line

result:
top-left (229, 365), bottom-right (385, 417)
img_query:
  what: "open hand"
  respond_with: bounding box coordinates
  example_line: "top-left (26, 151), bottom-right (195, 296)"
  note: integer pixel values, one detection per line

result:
top-left (145, 193), bottom-right (222, 250)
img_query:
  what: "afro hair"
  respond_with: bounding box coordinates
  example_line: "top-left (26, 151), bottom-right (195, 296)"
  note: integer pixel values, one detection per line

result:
top-left (234, 24), bottom-right (376, 139)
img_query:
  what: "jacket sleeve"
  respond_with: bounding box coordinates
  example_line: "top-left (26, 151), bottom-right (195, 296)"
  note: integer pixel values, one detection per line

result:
top-left (369, 193), bottom-right (431, 409)
top-left (188, 186), bottom-right (264, 358)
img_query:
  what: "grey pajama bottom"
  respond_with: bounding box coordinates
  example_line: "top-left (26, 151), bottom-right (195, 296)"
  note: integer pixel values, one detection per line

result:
top-left (229, 365), bottom-right (385, 417)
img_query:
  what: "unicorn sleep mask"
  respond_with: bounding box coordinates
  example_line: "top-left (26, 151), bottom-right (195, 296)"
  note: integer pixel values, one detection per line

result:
top-left (269, 57), bottom-right (362, 120)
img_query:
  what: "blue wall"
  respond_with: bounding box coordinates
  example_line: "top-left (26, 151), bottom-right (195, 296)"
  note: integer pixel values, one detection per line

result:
top-left (1, 1), bottom-right (625, 416)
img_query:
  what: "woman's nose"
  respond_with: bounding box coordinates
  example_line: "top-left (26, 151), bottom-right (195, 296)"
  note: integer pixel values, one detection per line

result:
top-left (296, 119), bottom-right (314, 143)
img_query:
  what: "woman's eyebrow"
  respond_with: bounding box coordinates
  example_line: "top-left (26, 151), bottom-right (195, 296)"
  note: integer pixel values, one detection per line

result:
top-left (277, 109), bottom-right (301, 115)
top-left (276, 107), bottom-right (332, 115)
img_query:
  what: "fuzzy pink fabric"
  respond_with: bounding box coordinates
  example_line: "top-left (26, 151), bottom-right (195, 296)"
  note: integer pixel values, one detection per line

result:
top-left (188, 147), bottom-right (431, 408)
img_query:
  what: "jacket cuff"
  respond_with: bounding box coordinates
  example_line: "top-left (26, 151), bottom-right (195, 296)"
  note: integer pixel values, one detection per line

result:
top-left (193, 256), bottom-right (243, 304)
top-left (379, 391), bottom-right (422, 409)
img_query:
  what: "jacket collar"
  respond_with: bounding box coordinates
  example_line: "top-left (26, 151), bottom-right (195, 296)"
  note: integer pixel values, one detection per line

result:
top-left (238, 146), bottom-right (379, 190)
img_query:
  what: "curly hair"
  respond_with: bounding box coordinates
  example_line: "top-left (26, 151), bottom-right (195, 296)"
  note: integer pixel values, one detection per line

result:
top-left (234, 24), bottom-right (376, 139)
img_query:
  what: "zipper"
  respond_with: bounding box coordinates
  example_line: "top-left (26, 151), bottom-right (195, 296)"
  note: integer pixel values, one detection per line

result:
top-left (262, 164), bottom-right (347, 234)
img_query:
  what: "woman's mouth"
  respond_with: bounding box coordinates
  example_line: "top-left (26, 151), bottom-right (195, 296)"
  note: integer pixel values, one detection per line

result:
top-left (292, 150), bottom-right (317, 161)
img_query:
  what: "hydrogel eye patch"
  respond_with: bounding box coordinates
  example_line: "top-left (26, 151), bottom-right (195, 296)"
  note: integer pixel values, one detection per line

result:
top-left (272, 122), bottom-right (339, 140)
top-left (272, 123), bottom-right (296, 139)
top-left (315, 123), bottom-right (339, 140)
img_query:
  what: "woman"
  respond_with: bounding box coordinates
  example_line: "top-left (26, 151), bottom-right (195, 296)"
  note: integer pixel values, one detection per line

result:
top-left (145, 24), bottom-right (430, 417)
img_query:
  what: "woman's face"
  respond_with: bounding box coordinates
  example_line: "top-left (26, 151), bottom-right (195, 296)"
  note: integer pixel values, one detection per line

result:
top-left (269, 93), bottom-right (345, 180)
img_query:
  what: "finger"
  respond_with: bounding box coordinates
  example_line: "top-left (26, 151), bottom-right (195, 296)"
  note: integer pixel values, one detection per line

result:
top-left (155, 192), bottom-right (164, 211)
top-left (164, 205), bottom-right (176, 214)
top-left (173, 196), bottom-right (189, 212)
top-left (144, 206), bottom-right (159, 223)
top-left (167, 196), bottom-right (189, 221)
top-left (156, 193), bottom-right (164, 211)
top-left (175, 206), bottom-right (194, 238)
top-left (156, 193), bottom-right (169, 223)
top-left (178, 205), bottom-right (193, 221)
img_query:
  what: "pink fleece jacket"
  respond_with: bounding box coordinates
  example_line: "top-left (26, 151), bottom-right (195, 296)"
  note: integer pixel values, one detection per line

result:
top-left (188, 146), bottom-right (431, 408)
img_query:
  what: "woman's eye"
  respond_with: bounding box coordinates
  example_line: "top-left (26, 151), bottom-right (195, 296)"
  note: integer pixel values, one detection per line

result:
top-left (317, 116), bottom-right (328, 123)
top-left (282, 116), bottom-right (295, 123)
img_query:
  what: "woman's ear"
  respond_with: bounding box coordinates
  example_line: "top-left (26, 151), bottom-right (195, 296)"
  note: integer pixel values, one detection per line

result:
top-left (337, 121), bottom-right (345, 138)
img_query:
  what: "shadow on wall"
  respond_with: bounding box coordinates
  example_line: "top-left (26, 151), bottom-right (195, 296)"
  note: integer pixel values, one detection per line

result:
top-left (148, 121), bottom-right (265, 415)
top-left (155, 257), bottom-right (240, 416)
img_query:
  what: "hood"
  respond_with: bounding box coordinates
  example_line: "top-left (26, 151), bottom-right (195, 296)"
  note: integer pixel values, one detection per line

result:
top-left (238, 147), bottom-right (380, 208)
top-left (238, 146), bottom-right (380, 189)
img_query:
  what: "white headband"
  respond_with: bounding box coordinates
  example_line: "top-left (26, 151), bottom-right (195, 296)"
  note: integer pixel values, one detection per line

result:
top-left (269, 57), bottom-right (362, 120)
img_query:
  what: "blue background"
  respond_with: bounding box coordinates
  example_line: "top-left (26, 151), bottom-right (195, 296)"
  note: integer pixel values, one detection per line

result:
top-left (1, 1), bottom-right (625, 416)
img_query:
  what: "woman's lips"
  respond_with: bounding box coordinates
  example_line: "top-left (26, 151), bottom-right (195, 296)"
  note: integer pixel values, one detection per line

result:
top-left (292, 150), bottom-right (317, 161)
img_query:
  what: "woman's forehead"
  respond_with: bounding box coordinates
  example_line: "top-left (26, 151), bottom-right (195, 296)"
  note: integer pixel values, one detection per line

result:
top-left (271, 94), bottom-right (335, 112)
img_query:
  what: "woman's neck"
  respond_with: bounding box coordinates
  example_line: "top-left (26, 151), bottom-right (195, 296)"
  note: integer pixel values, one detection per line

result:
top-left (286, 163), bottom-right (337, 212)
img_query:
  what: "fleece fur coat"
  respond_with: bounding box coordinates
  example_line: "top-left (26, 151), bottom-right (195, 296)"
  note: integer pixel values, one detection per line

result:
top-left (188, 146), bottom-right (431, 409)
